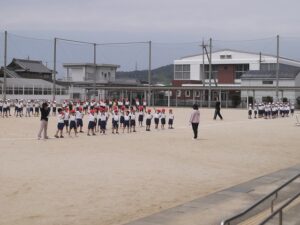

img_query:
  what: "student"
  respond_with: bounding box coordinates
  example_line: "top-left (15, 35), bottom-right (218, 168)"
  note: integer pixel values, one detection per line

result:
top-left (87, 110), bottom-right (96, 136)
top-left (123, 111), bottom-right (130, 133)
top-left (130, 109), bottom-right (136, 132)
top-left (76, 107), bottom-right (84, 133)
top-left (189, 104), bottom-right (200, 140)
top-left (25, 100), bottom-right (31, 117)
top-left (37, 102), bottom-right (50, 140)
top-left (120, 106), bottom-right (125, 129)
top-left (253, 103), bottom-right (258, 119)
top-left (3, 101), bottom-right (8, 117)
top-left (160, 109), bottom-right (166, 129)
top-left (125, 98), bottom-right (130, 109)
top-left (34, 101), bottom-right (40, 117)
top-left (99, 109), bottom-right (107, 135)
top-left (0, 100), bottom-right (2, 117)
top-left (138, 106), bottom-right (144, 127)
top-left (69, 110), bottom-right (78, 136)
top-left (291, 103), bottom-right (295, 116)
top-left (213, 97), bottom-right (223, 120)
top-left (168, 109), bottom-right (174, 129)
top-left (112, 109), bottom-right (119, 134)
top-left (248, 104), bottom-right (252, 119)
top-left (146, 109), bottom-right (153, 131)
top-left (143, 98), bottom-right (147, 111)
top-left (54, 108), bottom-right (65, 138)
top-left (52, 101), bottom-right (57, 116)
top-left (64, 108), bottom-right (70, 133)
top-left (154, 109), bottom-right (161, 129)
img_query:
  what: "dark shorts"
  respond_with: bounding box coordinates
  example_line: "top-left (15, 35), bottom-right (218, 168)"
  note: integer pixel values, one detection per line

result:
top-left (57, 123), bottom-right (64, 130)
top-left (100, 121), bottom-right (106, 130)
top-left (130, 120), bottom-right (136, 127)
top-left (138, 115), bottom-right (143, 122)
top-left (64, 120), bottom-right (69, 127)
top-left (248, 110), bottom-right (252, 116)
top-left (120, 116), bottom-right (124, 124)
top-left (77, 119), bottom-right (83, 127)
top-left (35, 107), bottom-right (39, 113)
top-left (168, 119), bottom-right (173, 125)
top-left (154, 118), bottom-right (159, 125)
top-left (88, 121), bottom-right (95, 129)
top-left (124, 121), bottom-right (130, 127)
top-left (146, 119), bottom-right (151, 126)
top-left (70, 121), bottom-right (77, 129)
top-left (53, 107), bottom-right (56, 112)
top-left (161, 118), bottom-right (166, 125)
top-left (113, 121), bottom-right (119, 128)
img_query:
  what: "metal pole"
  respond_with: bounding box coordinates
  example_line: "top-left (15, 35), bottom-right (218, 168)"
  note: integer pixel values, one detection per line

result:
top-left (93, 43), bottom-right (97, 100)
top-left (259, 52), bottom-right (262, 70)
top-left (202, 39), bottom-right (205, 87)
top-left (3, 31), bottom-right (7, 101)
top-left (52, 37), bottom-right (57, 101)
top-left (148, 41), bottom-right (152, 106)
top-left (276, 35), bottom-right (280, 100)
top-left (279, 210), bottom-right (283, 225)
top-left (167, 90), bottom-right (170, 107)
top-left (208, 38), bottom-right (212, 108)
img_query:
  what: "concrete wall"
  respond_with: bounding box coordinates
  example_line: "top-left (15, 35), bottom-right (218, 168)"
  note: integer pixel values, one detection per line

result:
top-left (5, 94), bottom-right (70, 103)
top-left (70, 68), bottom-right (84, 81)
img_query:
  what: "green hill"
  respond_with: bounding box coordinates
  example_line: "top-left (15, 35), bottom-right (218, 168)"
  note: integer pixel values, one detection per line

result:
top-left (116, 64), bottom-right (173, 85)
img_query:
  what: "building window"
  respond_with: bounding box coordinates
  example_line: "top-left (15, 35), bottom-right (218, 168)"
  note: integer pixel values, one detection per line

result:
top-left (34, 87), bottom-right (43, 95)
top-left (260, 63), bottom-right (277, 71)
top-left (174, 64), bottom-right (190, 80)
top-left (177, 90), bottom-right (181, 97)
top-left (185, 90), bottom-right (190, 97)
top-left (24, 88), bottom-right (33, 95)
top-left (235, 64), bottom-right (249, 79)
top-left (195, 91), bottom-right (200, 97)
top-left (6, 87), bottom-right (13, 95)
top-left (14, 87), bottom-right (24, 95)
top-left (204, 65), bottom-right (218, 79)
top-left (262, 80), bottom-right (273, 85)
top-left (220, 55), bottom-right (232, 59)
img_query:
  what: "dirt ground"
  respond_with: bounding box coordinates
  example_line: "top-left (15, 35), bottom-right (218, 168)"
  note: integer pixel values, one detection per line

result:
top-left (0, 108), bottom-right (299, 225)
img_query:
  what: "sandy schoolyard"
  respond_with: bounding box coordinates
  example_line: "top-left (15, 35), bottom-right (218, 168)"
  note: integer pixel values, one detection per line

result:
top-left (0, 108), bottom-right (299, 225)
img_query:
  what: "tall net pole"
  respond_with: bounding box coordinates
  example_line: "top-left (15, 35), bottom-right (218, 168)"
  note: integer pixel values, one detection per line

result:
top-left (208, 38), bottom-right (212, 108)
top-left (52, 37), bottom-right (57, 101)
top-left (276, 35), bottom-right (280, 100)
top-left (148, 40), bottom-right (152, 106)
top-left (3, 31), bottom-right (7, 101)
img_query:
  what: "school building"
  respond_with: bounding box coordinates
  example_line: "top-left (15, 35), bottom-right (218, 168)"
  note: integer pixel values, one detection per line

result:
top-left (173, 49), bottom-right (300, 104)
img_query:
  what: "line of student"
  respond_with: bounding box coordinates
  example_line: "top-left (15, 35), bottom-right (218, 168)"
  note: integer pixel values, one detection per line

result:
top-left (53, 106), bottom-right (175, 138)
top-left (248, 102), bottom-right (295, 119)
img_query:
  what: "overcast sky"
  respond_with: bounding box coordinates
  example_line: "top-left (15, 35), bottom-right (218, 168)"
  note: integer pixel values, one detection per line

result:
top-left (1, 0), bottom-right (300, 73)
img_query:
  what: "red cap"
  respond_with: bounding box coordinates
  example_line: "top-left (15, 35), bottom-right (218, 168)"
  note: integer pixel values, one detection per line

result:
top-left (162, 109), bottom-right (165, 112)
top-left (147, 109), bottom-right (151, 113)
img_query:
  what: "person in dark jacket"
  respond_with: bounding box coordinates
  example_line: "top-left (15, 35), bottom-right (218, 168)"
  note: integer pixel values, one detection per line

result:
top-left (213, 97), bottom-right (223, 120)
top-left (37, 102), bottom-right (51, 140)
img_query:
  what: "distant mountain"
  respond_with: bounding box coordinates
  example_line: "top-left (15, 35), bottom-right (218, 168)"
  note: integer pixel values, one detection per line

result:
top-left (116, 64), bottom-right (173, 85)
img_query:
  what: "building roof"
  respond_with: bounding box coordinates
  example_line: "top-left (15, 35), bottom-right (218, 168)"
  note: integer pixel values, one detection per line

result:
top-left (176, 49), bottom-right (300, 67)
top-left (63, 63), bottom-right (120, 68)
top-left (0, 78), bottom-right (64, 88)
top-left (241, 70), bottom-right (299, 80)
top-left (9, 58), bottom-right (52, 74)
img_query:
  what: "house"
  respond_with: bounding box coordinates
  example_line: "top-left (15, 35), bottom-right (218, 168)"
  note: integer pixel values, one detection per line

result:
top-left (0, 58), bottom-right (53, 80)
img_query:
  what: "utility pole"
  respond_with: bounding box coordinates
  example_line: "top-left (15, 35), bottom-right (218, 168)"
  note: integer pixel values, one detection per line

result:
top-left (93, 43), bottom-right (97, 100)
top-left (202, 40), bottom-right (205, 87)
top-left (52, 37), bottom-right (57, 101)
top-left (259, 52), bottom-right (262, 70)
top-left (148, 41), bottom-right (152, 106)
top-left (276, 35), bottom-right (280, 100)
top-left (208, 38), bottom-right (212, 108)
top-left (3, 31), bottom-right (7, 101)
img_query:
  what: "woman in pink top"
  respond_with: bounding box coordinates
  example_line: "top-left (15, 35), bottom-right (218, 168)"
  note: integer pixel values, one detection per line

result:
top-left (189, 104), bottom-right (200, 139)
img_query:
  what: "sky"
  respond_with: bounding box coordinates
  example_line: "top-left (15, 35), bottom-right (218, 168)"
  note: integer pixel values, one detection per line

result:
top-left (1, 0), bottom-right (300, 75)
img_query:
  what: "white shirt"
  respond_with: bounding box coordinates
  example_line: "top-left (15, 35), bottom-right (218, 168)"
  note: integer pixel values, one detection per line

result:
top-left (99, 114), bottom-right (107, 121)
top-left (146, 114), bottom-right (153, 119)
top-left (154, 113), bottom-right (161, 119)
top-left (57, 114), bottom-right (64, 123)
top-left (169, 114), bottom-right (174, 120)
top-left (113, 114), bottom-right (119, 121)
top-left (124, 115), bottom-right (130, 121)
top-left (64, 112), bottom-right (69, 120)
top-left (161, 113), bottom-right (166, 119)
top-left (69, 115), bottom-right (76, 121)
top-left (88, 114), bottom-right (95, 122)
top-left (76, 111), bottom-right (83, 119)
top-left (130, 113), bottom-right (136, 120)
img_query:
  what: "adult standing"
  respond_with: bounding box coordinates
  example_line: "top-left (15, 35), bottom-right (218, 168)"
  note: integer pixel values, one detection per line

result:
top-left (38, 102), bottom-right (50, 140)
top-left (189, 104), bottom-right (200, 139)
top-left (213, 97), bottom-right (223, 120)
